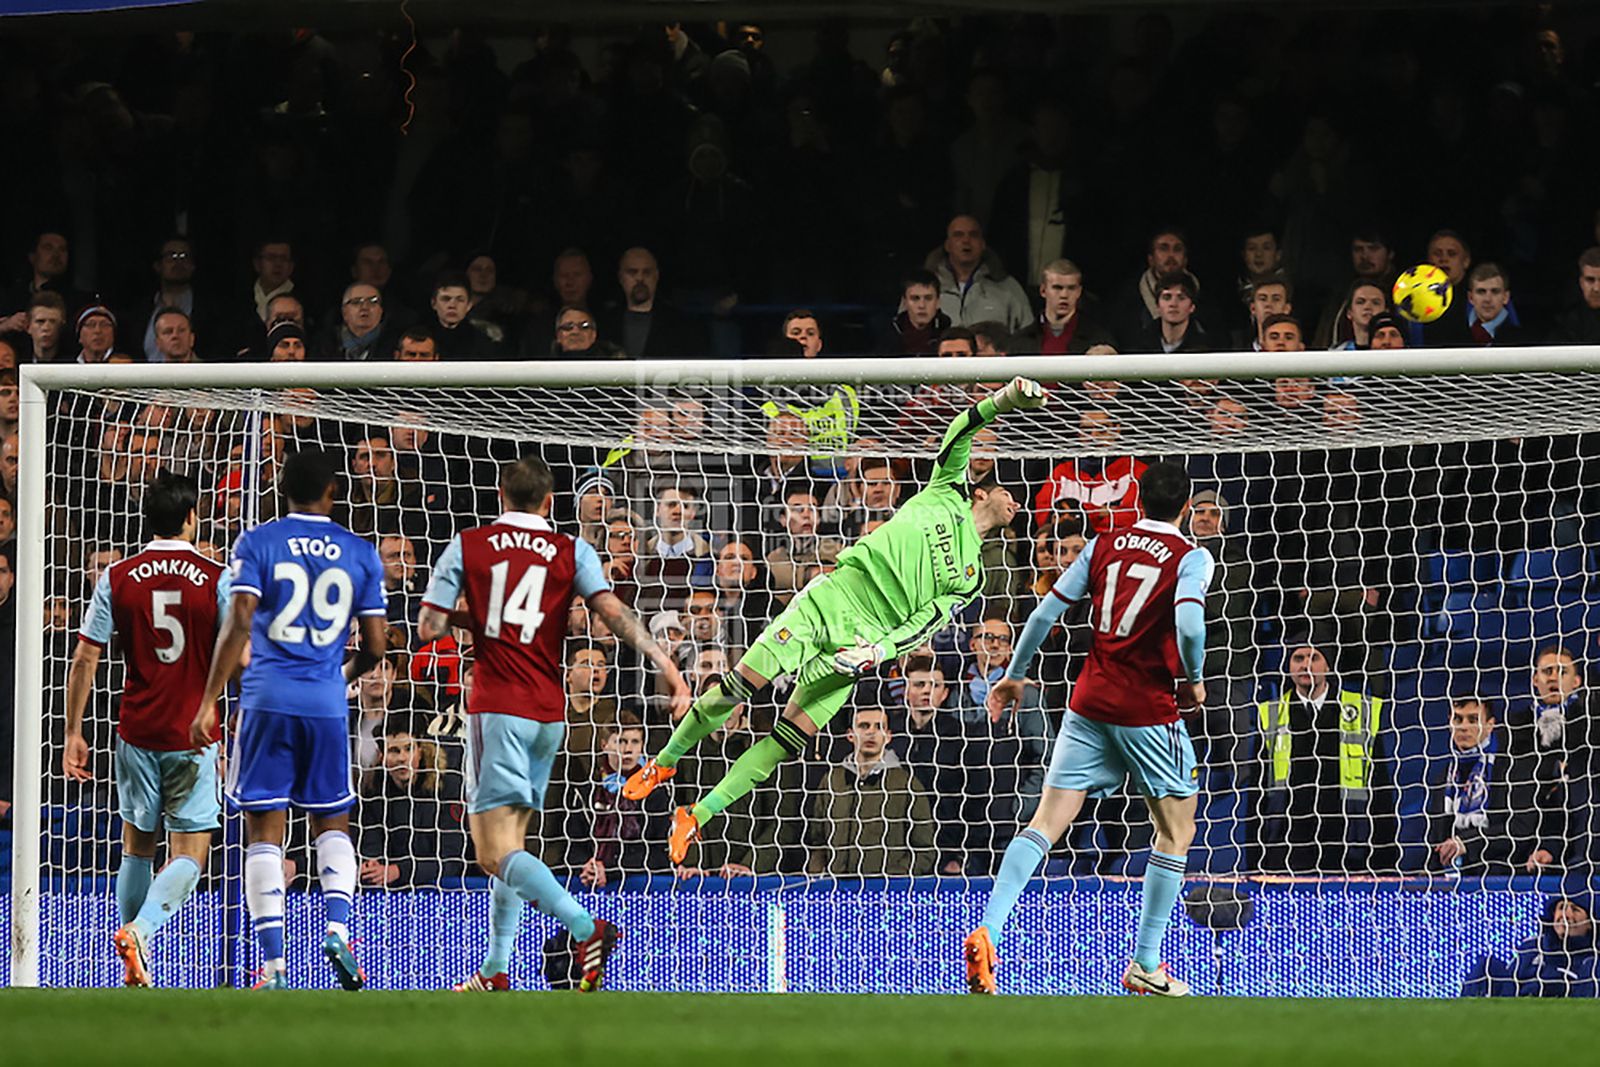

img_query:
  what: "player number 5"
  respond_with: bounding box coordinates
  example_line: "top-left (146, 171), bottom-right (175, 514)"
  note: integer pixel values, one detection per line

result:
top-left (485, 560), bottom-right (548, 644)
top-left (1098, 560), bottom-right (1161, 637)
top-left (151, 590), bottom-right (186, 664)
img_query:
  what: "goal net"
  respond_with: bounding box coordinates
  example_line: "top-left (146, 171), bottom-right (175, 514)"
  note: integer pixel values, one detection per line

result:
top-left (7, 351), bottom-right (1599, 996)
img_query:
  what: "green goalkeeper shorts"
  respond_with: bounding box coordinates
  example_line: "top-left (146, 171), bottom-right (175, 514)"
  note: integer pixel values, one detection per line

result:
top-left (741, 573), bottom-right (886, 731)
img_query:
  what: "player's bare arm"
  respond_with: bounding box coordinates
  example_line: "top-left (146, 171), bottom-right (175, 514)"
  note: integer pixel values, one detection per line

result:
top-left (589, 588), bottom-right (692, 719)
top-left (63, 640), bottom-right (103, 780)
top-left (191, 591), bottom-right (257, 748)
top-left (416, 602), bottom-right (451, 643)
top-left (342, 614), bottom-right (389, 683)
top-left (985, 676), bottom-right (1031, 723)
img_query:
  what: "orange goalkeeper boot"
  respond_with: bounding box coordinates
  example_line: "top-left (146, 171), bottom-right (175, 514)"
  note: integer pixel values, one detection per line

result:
top-left (622, 759), bottom-right (675, 801)
top-left (113, 924), bottom-right (153, 988)
top-left (963, 927), bottom-right (998, 995)
top-left (668, 806), bottom-right (702, 865)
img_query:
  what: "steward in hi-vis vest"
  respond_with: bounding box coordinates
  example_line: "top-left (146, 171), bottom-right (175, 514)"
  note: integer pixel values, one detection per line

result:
top-left (1255, 642), bottom-right (1399, 874)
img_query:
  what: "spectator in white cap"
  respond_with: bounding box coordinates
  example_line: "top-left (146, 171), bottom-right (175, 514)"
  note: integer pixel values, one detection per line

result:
top-left (648, 610), bottom-right (689, 667)
top-left (75, 305), bottom-right (117, 364)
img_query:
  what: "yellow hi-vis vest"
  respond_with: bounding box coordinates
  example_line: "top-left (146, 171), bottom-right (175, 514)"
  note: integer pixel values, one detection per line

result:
top-left (1257, 689), bottom-right (1383, 803)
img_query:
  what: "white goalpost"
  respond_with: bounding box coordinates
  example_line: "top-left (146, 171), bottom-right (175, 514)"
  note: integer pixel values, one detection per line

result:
top-left (10, 349), bottom-right (1600, 994)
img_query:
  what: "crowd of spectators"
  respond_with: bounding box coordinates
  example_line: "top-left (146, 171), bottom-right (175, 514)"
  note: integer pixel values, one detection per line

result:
top-left (4, 10), bottom-right (1600, 894)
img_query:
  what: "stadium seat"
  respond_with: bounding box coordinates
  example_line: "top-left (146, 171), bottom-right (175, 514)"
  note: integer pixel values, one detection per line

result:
top-left (1504, 547), bottom-right (1592, 608)
top-left (1388, 643), bottom-right (1423, 673)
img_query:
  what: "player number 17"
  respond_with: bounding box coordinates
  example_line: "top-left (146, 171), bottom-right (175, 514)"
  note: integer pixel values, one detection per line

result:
top-left (1098, 560), bottom-right (1161, 637)
top-left (485, 560), bottom-right (548, 644)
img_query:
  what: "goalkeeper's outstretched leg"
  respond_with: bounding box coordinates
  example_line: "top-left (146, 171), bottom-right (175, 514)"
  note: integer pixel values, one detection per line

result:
top-left (622, 661), bottom-right (771, 801)
top-left (624, 566), bottom-right (867, 805)
top-left (666, 656), bottom-right (856, 863)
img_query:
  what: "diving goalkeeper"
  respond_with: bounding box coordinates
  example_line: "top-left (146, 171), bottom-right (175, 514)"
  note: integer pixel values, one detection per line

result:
top-left (623, 376), bottom-right (1048, 862)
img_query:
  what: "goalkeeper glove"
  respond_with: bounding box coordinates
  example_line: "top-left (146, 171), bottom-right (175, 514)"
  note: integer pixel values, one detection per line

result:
top-left (990, 376), bottom-right (1048, 414)
top-left (833, 636), bottom-right (888, 678)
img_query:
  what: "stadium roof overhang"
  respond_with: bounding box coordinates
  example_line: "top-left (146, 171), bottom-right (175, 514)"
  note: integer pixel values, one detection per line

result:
top-left (2, 0), bottom-right (1465, 30)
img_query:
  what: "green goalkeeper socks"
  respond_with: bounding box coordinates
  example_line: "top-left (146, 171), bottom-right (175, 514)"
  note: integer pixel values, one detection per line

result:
top-left (657, 672), bottom-right (756, 767)
top-left (692, 736), bottom-right (788, 826)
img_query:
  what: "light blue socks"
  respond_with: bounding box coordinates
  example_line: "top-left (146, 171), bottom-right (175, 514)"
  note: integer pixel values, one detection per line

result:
top-left (500, 850), bottom-right (596, 941)
top-left (1134, 851), bottom-right (1187, 970)
top-left (481, 876), bottom-right (524, 977)
top-left (981, 829), bottom-right (1051, 945)
top-left (116, 854), bottom-right (154, 926)
top-left (130, 855), bottom-right (201, 939)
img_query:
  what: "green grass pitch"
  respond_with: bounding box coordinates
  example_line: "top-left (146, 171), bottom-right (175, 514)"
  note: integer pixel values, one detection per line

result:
top-left (0, 990), bottom-right (1594, 1066)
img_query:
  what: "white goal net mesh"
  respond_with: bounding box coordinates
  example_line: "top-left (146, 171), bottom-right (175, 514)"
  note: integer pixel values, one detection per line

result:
top-left (12, 359), bottom-right (1600, 995)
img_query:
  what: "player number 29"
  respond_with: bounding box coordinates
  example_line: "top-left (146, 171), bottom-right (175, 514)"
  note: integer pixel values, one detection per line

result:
top-left (267, 561), bottom-right (354, 647)
top-left (1098, 560), bottom-right (1162, 637)
top-left (485, 560), bottom-right (548, 644)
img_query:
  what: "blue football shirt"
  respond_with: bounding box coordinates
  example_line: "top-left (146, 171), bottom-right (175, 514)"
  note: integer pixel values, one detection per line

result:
top-left (229, 513), bottom-right (387, 718)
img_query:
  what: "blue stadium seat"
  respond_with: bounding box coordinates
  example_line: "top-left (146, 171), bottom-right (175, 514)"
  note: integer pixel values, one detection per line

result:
top-left (1389, 643), bottom-right (1423, 673)
top-left (1442, 549), bottom-right (1501, 586)
top-left (1441, 589), bottom-right (1502, 640)
top-left (1505, 547), bottom-right (1592, 608)
top-left (1417, 672), bottom-right (1453, 700)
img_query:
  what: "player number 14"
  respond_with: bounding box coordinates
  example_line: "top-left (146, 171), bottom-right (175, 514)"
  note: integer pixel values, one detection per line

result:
top-left (485, 560), bottom-right (548, 644)
top-left (1098, 560), bottom-right (1161, 637)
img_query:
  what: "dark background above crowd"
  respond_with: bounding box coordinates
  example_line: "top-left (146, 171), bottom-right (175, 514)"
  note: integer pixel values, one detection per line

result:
top-left (3, 3), bottom-right (1600, 361)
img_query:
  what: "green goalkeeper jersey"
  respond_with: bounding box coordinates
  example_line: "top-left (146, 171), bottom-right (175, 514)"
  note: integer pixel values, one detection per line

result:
top-left (833, 396), bottom-right (1000, 658)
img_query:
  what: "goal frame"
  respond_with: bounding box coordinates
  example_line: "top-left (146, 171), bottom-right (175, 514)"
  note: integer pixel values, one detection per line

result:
top-left (10, 345), bottom-right (1595, 987)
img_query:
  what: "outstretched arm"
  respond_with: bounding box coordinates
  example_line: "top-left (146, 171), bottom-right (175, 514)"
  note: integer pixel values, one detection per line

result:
top-left (989, 538), bottom-right (1096, 721)
top-left (1009, 538), bottom-right (1096, 682)
top-left (927, 377), bottom-right (1047, 490)
top-left (589, 589), bottom-right (691, 719)
top-left (1174, 546), bottom-right (1215, 712)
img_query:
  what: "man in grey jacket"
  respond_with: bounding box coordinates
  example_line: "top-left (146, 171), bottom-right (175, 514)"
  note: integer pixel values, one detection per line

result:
top-left (927, 215), bottom-right (1031, 331)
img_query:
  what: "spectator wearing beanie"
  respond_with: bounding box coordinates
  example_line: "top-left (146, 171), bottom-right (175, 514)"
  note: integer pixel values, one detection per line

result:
top-left (75, 305), bottom-right (117, 364)
top-left (1367, 311), bottom-right (1407, 351)
top-left (266, 319), bottom-right (308, 362)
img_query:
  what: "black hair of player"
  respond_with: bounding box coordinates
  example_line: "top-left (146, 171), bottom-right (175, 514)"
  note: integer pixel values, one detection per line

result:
top-left (143, 470), bottom-right (199, 538)
top-left (1139, 461), bottom-right (1191, 523)
top-left (972, 469), bottom-right (1002, 494)
top-left (502, 455), bottom-right (554, 510)
top-left (281, 449), bottom-right (339, 507)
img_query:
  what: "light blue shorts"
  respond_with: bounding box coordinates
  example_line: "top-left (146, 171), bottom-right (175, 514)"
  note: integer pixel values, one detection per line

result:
top-left (464, 713), bottom-right (565, 815)
top-left (116, 738), bottom-right (222, 834)
top-left (1045, 711), bottom-right (1198, 800)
